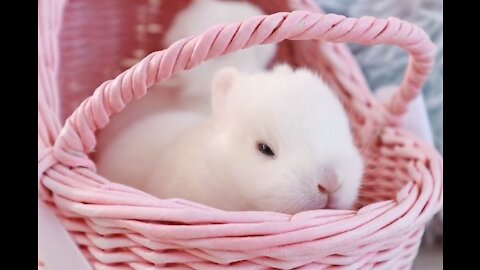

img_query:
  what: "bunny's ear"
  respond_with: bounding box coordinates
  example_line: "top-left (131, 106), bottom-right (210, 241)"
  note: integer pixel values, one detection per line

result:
top-left (211, 67), bottom-right (239, 114)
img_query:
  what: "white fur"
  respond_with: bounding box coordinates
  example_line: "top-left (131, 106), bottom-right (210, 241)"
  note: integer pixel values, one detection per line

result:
top-left (95, 0), bottom-right (276, 199)
top-left (94, 90), bottom-right (208, 190)
top-left (161, 0), bottom-right (277, 102)
top-left (144, 65), bottom-right (364, 214)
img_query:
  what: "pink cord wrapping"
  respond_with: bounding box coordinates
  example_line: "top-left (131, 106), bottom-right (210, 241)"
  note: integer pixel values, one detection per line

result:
top-left (38, 0), bottom-right (442, 269)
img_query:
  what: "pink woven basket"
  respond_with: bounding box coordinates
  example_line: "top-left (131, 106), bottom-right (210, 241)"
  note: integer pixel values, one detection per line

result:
top-left (38, 0), bottom-right (443, 269)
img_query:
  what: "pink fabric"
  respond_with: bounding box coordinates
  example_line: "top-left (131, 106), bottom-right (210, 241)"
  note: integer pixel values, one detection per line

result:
top-left (38, 0), bottom-right (442, 269)
top-left (38, 198), bottom-right (92, 270)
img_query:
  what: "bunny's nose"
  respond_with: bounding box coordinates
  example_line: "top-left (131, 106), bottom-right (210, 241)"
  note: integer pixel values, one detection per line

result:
top-left (317, 167), bottom-right (340, 194)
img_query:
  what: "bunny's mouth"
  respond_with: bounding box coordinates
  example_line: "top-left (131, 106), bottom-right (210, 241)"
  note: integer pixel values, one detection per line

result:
top-left (311, 195), bottom-right (329, 210)
top-left (325, 201), bottom-right (342, 210)
top-left (324, 198), bottom-right (333, 209)
top-left (324, 195), bottom-right (341, 210)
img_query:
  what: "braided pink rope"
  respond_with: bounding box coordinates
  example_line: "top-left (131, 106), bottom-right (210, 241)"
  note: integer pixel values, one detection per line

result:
top-left (38, 1), bottom-right (442, 269)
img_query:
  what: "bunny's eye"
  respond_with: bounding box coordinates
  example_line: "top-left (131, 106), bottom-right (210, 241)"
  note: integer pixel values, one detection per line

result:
top-left (257, 143), bottom-right (275, 157)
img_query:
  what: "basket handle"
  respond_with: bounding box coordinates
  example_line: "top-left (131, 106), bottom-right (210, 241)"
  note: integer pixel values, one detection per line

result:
top-left (53, 11), bottom-right (435, 169)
